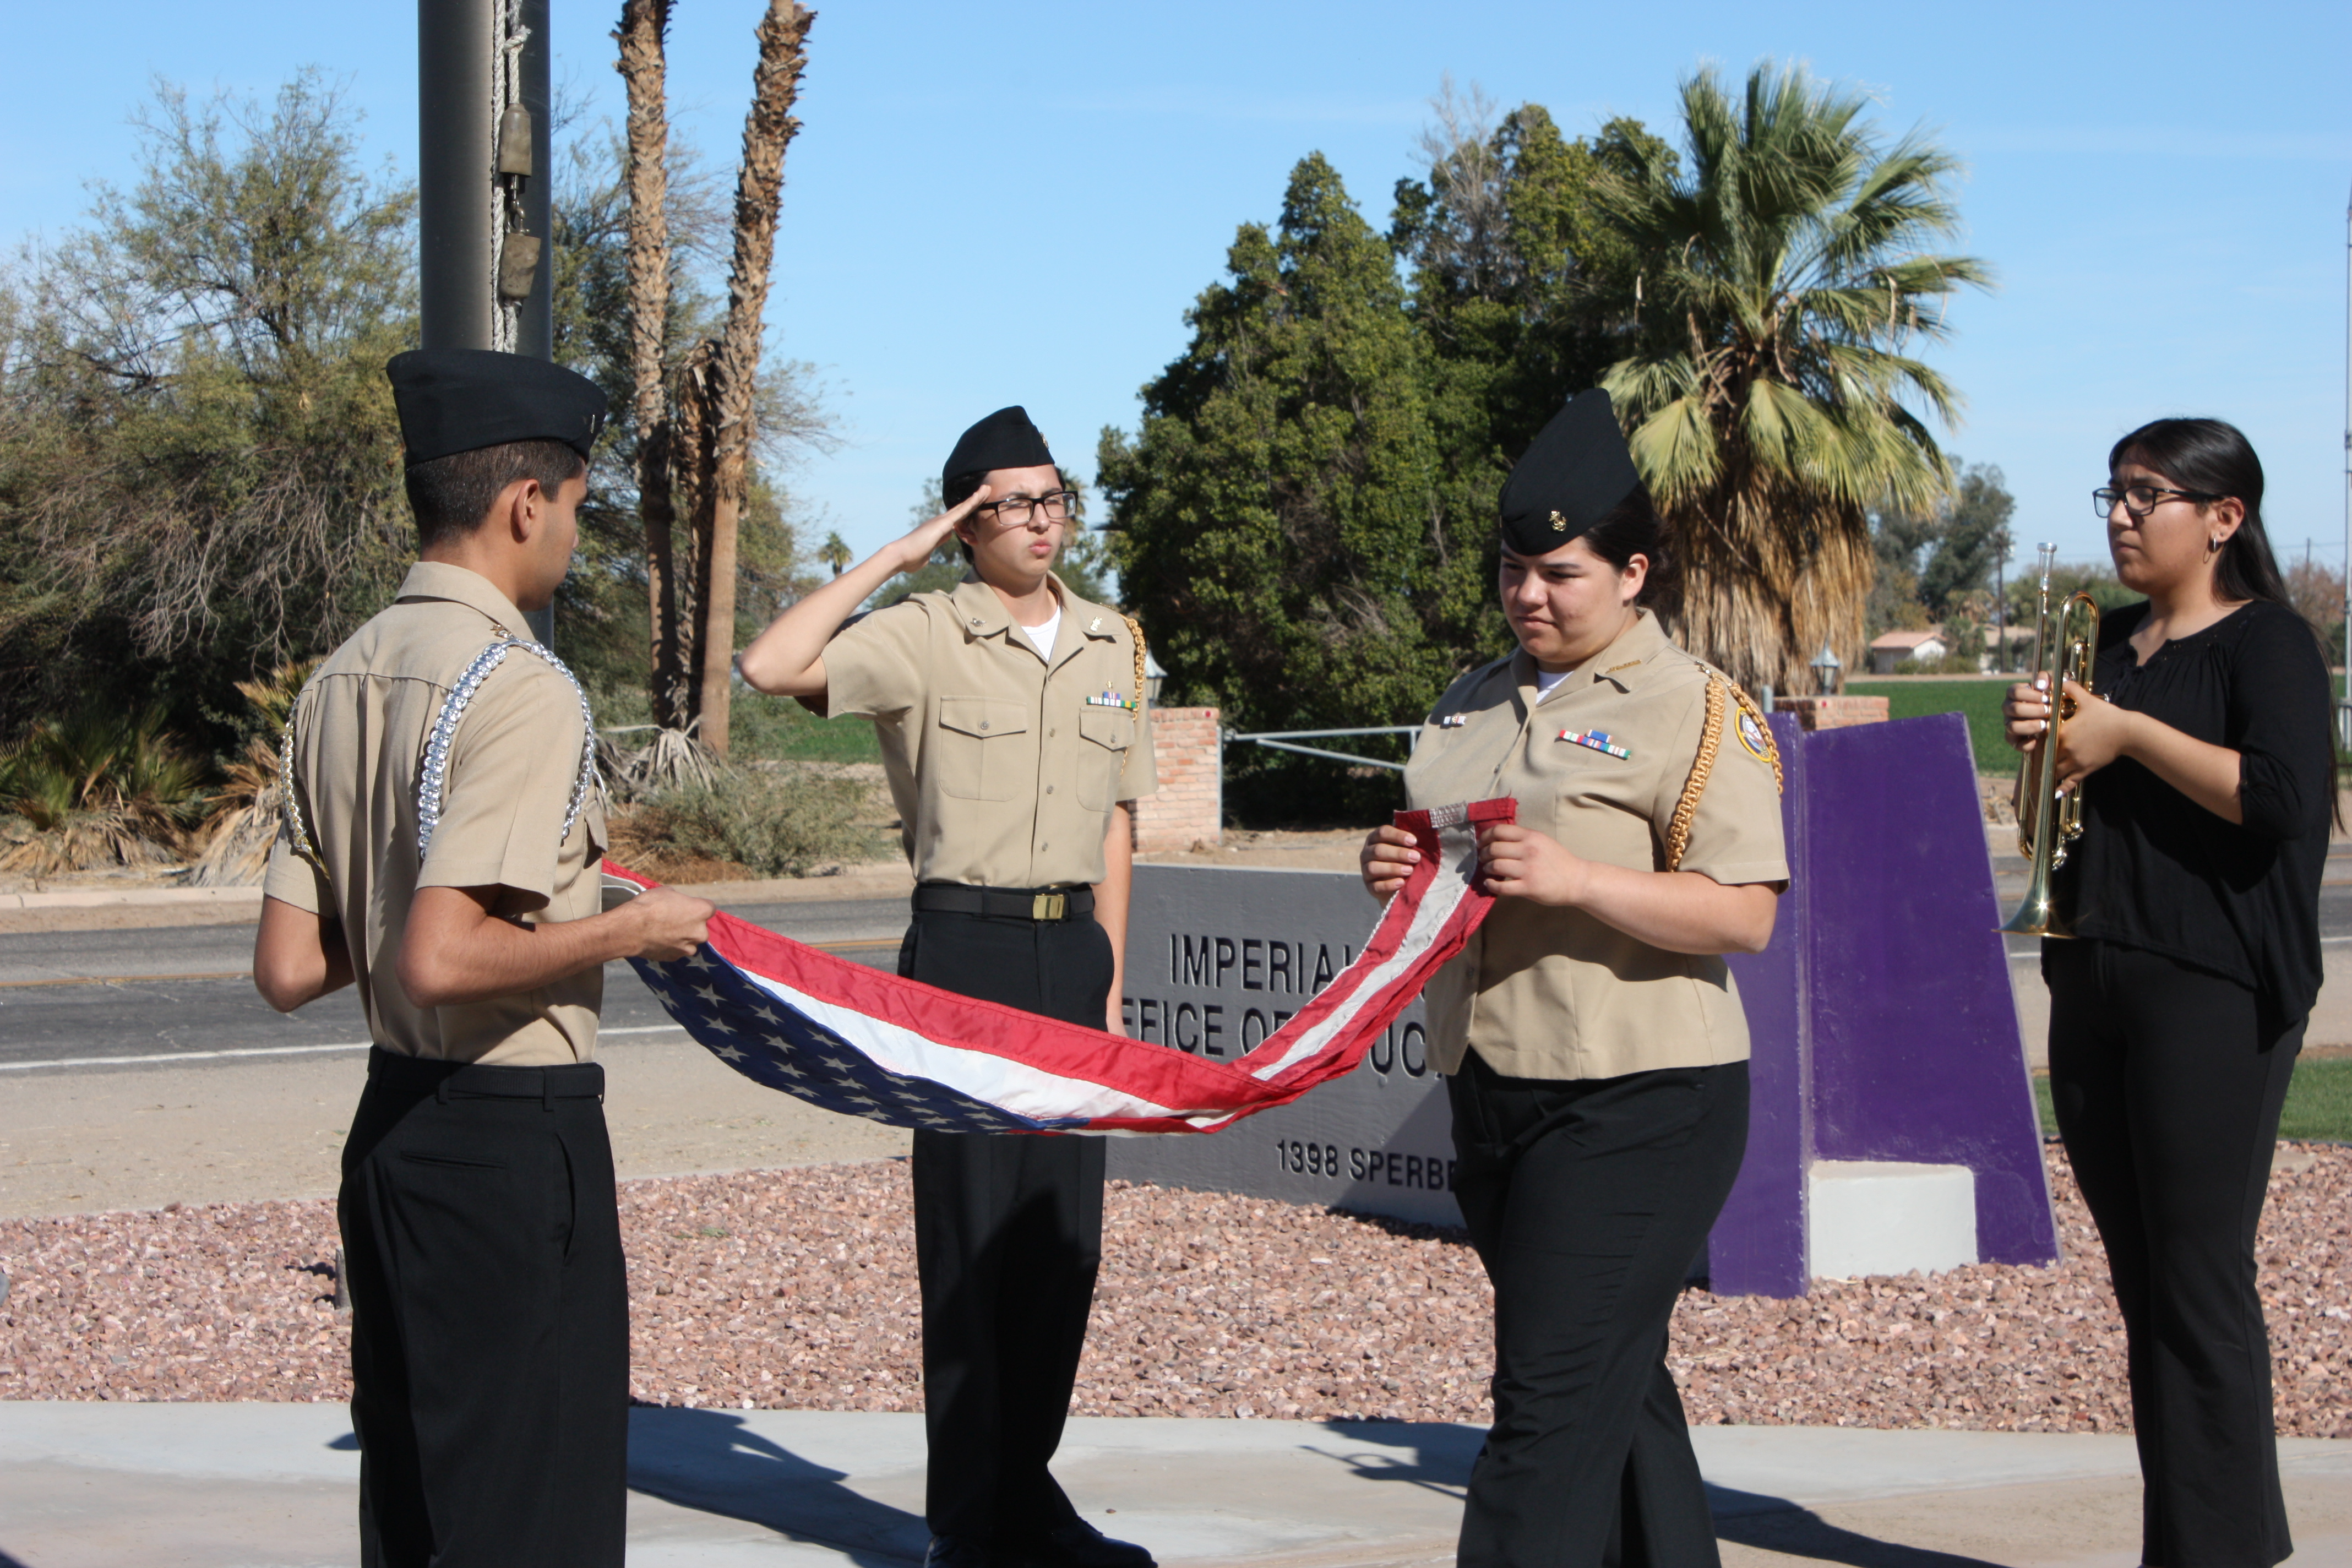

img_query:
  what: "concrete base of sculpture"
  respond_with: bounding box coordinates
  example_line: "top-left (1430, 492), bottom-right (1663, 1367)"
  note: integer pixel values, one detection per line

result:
top-left (1808, 1161), bottom-right (1979, 1279)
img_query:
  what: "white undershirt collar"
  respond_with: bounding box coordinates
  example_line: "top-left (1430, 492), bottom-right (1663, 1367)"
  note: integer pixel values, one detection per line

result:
top-left (1020, 604), bottom-right (1062, 662)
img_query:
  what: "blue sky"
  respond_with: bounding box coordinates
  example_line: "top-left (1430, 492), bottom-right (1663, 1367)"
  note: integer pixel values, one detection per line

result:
top-left (6, 1), bottom-right (2348, 579)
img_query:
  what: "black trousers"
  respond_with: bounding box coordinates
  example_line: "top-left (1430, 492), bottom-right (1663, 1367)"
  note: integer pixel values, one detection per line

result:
top-left (2046, 940), bottom-right (2301, 1568)
top-left (1448, 1053), bottom-right (1749, 1568)
top-left (339, 1050), bottom-right (630, 1568)
top-left (900, 905), bottom-right (1114, 1539)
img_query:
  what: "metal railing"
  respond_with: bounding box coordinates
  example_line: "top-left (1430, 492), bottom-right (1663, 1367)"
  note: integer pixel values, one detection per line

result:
top-left (1222, 725), bottom-right (1421, 772)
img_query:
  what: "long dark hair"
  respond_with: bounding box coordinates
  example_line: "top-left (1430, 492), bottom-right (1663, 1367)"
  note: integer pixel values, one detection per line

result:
top-left (2113, 416), bottom-right (2340, 824)
top-left (2108, 417), bottom-right (2290, 609)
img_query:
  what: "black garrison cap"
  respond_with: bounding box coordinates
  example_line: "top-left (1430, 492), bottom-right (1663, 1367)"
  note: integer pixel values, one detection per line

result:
top-left (386, 349), bottom-right (608, 467)
top-left (1496, 389), bottom-right (1646, 556)
top-left (943, 405), bottom-right (1055, 488)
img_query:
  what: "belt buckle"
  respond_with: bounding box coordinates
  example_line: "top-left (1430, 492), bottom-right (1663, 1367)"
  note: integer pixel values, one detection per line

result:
top-left (1032, 891), bottom-right (1066, 921)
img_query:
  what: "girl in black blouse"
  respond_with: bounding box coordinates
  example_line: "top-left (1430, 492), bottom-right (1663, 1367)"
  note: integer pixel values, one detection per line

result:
top-left (2005, 417), bottom-right (2333, 1568)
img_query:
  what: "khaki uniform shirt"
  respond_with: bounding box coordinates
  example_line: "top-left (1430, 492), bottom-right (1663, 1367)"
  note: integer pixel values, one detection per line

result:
top-left (1403, 609), bottom-right (1787, 1080)
top-left (824, 574), bottom-right (1158, 886)
top-left (263, 563), bottom-right (609, 1065)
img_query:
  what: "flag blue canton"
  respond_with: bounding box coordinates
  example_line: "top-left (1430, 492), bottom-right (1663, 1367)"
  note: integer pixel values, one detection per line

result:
top-left (630, 949), bottom-right (1093, 1135)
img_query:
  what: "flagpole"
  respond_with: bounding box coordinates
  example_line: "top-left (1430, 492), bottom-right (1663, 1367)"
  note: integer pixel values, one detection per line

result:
top-left (2342, 177), bottom-right (2351, 747)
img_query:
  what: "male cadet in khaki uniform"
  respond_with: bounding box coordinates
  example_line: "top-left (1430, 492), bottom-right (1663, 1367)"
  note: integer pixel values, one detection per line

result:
top-left (737, 407), bottom-right (1156, 1568)
top-left (252, 349), bottom-right (712, 1568)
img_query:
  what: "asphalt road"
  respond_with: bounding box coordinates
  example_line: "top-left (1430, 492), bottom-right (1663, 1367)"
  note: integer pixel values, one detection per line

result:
top-left (12, 861), bottom-right (2352, 1072)
top-left (0, 898), bottom-right (907, 1073)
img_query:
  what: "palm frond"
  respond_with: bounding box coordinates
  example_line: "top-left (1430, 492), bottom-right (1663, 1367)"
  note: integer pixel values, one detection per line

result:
top-left (1593, 59), bottom-right (1990, 687)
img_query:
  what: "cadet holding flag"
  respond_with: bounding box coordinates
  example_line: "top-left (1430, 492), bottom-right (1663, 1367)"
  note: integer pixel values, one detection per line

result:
top-left (1361, 391), bottom-right (1787, 1568)
top-left (252, 349), bottom-right (713, 1567)
top-left (737, 407), bottom-right (1157, 1568)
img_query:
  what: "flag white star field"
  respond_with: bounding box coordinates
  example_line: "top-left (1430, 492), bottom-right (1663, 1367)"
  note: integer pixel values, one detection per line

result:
top-left (607, 799), bottom-right (1510, 1135)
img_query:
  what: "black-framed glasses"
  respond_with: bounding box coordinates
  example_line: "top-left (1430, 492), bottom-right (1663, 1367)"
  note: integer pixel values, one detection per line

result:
top-left (2094, 484), bottom-right (2220, 520)
top-left (978, 491), bottom-right (1078, 526)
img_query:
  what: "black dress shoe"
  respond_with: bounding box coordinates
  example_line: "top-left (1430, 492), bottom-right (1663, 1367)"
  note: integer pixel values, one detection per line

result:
top-left (927, 1534), bottom-right (997, 1568)
top-left (999, 1519), bottom-right (1155, 1568)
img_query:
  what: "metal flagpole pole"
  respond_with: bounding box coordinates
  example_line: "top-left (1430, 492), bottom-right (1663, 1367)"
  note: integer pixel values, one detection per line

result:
top-left (418, 0), bottom-right (555, 639)
top-left (2341, 177), bottom-right (2350, 748)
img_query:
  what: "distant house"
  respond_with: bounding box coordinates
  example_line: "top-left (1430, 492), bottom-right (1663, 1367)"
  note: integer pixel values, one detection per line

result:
top-left (1868, 628), bottom-right (1947, 674)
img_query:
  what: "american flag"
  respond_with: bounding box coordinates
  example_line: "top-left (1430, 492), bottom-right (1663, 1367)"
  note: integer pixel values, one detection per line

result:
top-left (608, 799), bottom-right (1510, 1136)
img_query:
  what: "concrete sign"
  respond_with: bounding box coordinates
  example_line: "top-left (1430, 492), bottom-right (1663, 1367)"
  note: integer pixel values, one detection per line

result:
top-left (1107, 865), bottom-right (1462, 1228)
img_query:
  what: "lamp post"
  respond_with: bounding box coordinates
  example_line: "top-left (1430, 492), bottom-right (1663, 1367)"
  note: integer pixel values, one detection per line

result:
top-left (1810, 642), bottom-right (1844, 696)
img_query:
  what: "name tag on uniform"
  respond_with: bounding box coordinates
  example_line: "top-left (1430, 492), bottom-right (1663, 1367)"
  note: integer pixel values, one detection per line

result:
top-left (1084, 690), bottom-right (1136, 711)
top-left (1558, 728), bottom-right (1632, 760)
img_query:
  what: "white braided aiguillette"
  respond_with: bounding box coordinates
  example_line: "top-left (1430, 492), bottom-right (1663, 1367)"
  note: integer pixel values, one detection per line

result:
top-left (416, 637), bottom-right (599, 861)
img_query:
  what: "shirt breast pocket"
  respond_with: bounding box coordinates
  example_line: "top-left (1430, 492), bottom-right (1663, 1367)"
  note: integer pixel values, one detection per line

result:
top-left (935, 695), bottom-right (1031, 802)
top-left (1076, 707), bottom-right (1134, 809)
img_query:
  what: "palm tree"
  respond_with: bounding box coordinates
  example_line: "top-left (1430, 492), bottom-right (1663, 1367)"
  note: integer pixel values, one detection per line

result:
top-left (1599, 63), bottom-right (1990, 692)
top-left (818, 530), bottom-right (852, 577)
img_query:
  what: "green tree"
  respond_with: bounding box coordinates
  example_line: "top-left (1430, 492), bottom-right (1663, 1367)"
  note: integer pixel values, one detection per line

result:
top-left (1598, 63), bottom-right (1991, 690)
top-left (1392, 85), bottom-right (1670, 510)
top-left (1916, 462), bottom-right (2015, 614)
top-left (1099, 153), bottom-right (1463, 736)
top-left (1868, 459), bottom-right (2013, 636)
top-left (0, 72), bottom-right (415, 746)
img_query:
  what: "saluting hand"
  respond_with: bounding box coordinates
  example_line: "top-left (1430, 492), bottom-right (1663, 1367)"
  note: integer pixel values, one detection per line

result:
top-left (892, 483), bottom-right (994, 572)
top-left (1359, 824), bottom-right (1422, 903)
top-left (1476, 823), bottom-right (1589, 907)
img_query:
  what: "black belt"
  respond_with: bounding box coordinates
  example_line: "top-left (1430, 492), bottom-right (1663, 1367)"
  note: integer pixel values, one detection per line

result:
top-left (368, 1047), bottom-right (605, 1104)
top-left (913, 882), bottom-right (1095, 922)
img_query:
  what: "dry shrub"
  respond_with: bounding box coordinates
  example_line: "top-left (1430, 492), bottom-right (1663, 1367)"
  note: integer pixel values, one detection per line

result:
top-left (607, 763), bottom-right (878, 881)
top-left (186, 657), bottom-right (322, 889)
top-left (0, 710), bottom-right (205, 875)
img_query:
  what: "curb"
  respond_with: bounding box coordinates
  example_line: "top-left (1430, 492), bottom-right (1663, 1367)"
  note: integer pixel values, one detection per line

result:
top-left (0, 886), bottom-right (265, 912)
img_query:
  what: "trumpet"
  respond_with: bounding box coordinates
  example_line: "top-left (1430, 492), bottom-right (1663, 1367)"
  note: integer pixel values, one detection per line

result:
top-left (2000, 543), bottom-right (2100, 937)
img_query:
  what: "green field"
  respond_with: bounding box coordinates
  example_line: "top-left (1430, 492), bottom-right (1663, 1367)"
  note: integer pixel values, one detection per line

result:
top-left (1845, 678), bottom-right (2015, 772)
top-left (1847, 672), bottom-right (2352, 777)
top-left (2030, 1057), bottom-right (2352, 1142)
top-left (728, 693), bottom-right (884, 764)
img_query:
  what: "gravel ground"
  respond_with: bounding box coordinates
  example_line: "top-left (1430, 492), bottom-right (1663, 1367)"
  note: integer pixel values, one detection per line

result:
top-left (3, 1143), bottom-right (2348, 1437)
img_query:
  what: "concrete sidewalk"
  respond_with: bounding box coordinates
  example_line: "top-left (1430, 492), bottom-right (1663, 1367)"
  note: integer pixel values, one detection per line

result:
top-left (5, 1404), bottom-right (2352, 1567)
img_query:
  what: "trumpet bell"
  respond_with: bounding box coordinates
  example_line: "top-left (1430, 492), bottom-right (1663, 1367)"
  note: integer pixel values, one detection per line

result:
top-left (1997, 881), bottom-right (2074, 939)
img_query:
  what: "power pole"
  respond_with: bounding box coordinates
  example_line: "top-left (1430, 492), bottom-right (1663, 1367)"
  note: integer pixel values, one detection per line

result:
top-left (418, 0), bottom-right (555, 642)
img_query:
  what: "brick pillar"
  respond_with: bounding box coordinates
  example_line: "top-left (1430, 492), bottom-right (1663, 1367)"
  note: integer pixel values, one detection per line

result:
top-left (1130, 706), bottom-right (1222, 852)
top-left (1773, 695), bottom-right (1890, 731)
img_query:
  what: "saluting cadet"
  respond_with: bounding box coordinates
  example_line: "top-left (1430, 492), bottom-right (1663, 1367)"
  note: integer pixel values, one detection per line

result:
top-left (1360, 391), bottom-right (1787, 1568)
top-left (252, 349), bottom-right (714, 1568)
top-left (737, 407), bottom-right (1157, 1568)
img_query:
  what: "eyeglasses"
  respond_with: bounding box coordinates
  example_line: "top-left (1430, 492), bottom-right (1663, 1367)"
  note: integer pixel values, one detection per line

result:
top-left (978, 491), bottom-right (1077, 526)
top-left (2094, 484), bottom-right (2221, 520)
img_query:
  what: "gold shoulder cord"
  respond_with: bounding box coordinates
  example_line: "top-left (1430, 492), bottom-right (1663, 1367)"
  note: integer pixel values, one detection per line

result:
top-left (1663, 674), bottom-right (1783, 873)
top-left (1122, 614), bottom-right (1148, 709)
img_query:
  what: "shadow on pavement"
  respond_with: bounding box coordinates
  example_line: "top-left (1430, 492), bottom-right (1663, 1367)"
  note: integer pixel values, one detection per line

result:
top-left (627, 1407), bottom-right (928, 1567)
top-left (1708, 1487), bottom-right (2005, 1568)
top-left (1303, 1419), bottom-right (1481, 1500)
